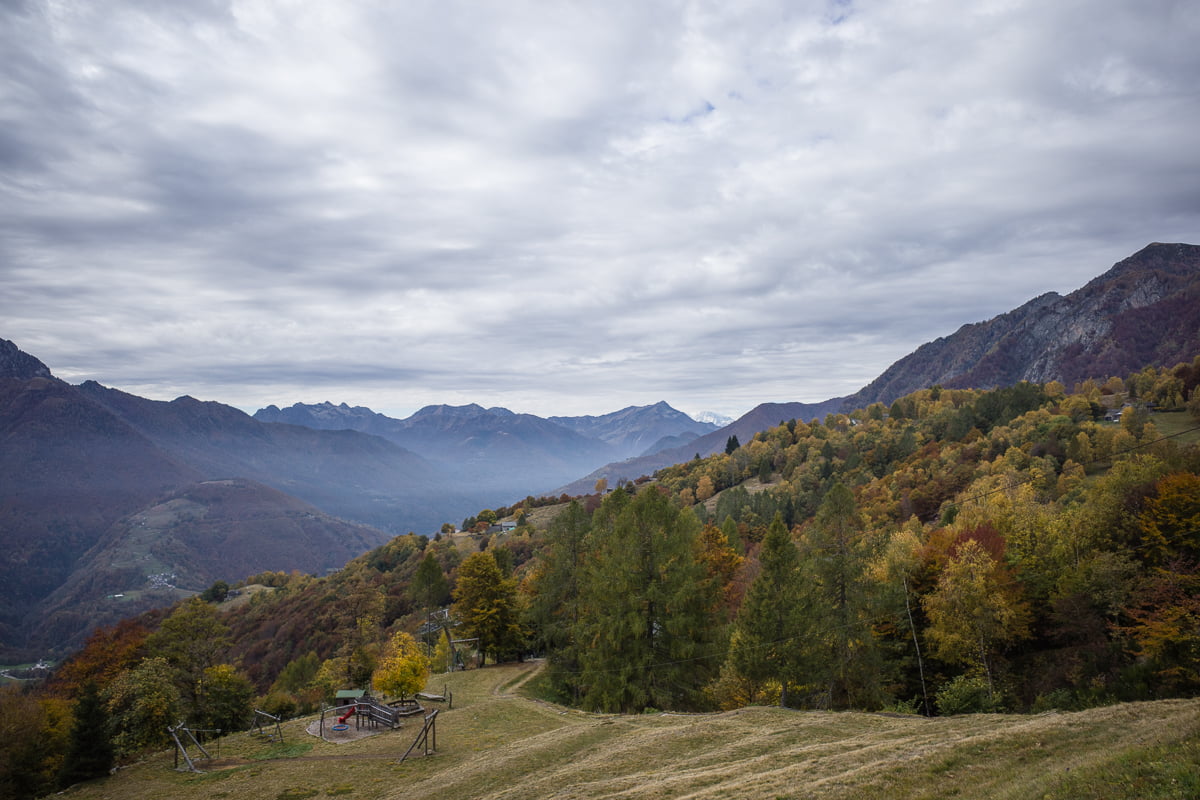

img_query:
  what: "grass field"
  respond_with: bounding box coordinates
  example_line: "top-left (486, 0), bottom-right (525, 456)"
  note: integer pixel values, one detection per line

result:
top-left (1153, 409), bottom-right (1200, 447)
top-left (59, 662), bottom-right (1200, 800)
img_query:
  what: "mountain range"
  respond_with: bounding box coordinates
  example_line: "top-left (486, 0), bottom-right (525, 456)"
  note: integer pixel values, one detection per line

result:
top-left (0, 358), bottom-right (457, 659)
top-left (251, 398), bottom-right (717, 496)
top-left (0, 350), bottom-right (717, 659)
top-left (2, 241), bottom-right (1197, 660)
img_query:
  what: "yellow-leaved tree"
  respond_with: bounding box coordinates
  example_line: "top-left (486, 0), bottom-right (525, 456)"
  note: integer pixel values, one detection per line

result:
top-left (923, 538), bottom-right (1031, 697)
top-left (372, 631), bottom-right (429, 700)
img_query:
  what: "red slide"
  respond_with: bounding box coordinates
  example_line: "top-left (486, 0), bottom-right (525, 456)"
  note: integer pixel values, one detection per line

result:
top-left (338, 705), bottom-right (356, 724)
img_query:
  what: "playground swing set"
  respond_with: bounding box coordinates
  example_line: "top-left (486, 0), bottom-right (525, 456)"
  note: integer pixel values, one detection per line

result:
top-left (168, 722), bottom-right (222, 772)
top-left (252, 708), bottom-right (284, 742)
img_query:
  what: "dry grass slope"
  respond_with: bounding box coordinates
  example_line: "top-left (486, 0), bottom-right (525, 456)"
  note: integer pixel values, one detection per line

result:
top-left (61, 662), bottom-right (1200, 800)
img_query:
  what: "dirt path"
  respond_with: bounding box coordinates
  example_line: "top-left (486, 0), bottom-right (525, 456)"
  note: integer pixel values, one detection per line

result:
top-left (490, 659), bottom-right (544, 697)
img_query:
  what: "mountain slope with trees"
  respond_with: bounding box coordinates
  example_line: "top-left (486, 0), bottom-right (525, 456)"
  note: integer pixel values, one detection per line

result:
top-left (4, 242), bottom-right (1196, 664)
top-left (565, 243), bottom-right (1200, 491)
top-left (5, 242), bottom-right (1200, 797)
top-left (0, 346), bottom-right (461, 660)
top-left (0, 372), bottom-right (203, 661)
top-left (30, 478), bottom-right (383, 656)
top-left (552, 398), bottom-right (847, 495)
top-left (76, 381), bottom-right (459, 533)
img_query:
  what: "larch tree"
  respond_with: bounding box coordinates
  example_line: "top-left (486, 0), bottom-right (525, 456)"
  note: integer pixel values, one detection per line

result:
top-left (453, 550), bottom-right (523, 665)
top-left (698, 521), bottom-right (745, 617)
top-left (575, 488), bottom-right (719, 713)
top-left (339, 584), bottom-right (385, 689)
top-left (798, 482), bottom-right (883, 709)
top-left (525, 500), bottom-right (591, 702)
top-left (410, 551), bottom-right (451, 612)
top-left (727, 513), bottom-right (804, 706)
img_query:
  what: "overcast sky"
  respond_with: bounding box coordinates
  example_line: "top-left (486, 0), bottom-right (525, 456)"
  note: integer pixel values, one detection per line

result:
top-left (2, 1), bottom-right (1198, 420)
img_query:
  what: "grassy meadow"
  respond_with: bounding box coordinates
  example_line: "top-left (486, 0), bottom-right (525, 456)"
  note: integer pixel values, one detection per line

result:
top-left (1152, 409), bottom-right (1200, 446)
top-left (59, 661), bottom-right (1200, 800)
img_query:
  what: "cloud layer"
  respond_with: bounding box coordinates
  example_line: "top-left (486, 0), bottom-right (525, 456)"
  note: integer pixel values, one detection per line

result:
top-left (3, 0), bottom-right (1199, 418)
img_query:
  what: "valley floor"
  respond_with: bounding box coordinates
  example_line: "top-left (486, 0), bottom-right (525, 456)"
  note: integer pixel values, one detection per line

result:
top-left (62, 662), bottom-right (1200, 800)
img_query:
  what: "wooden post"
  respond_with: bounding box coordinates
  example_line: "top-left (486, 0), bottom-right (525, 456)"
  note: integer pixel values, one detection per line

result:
top-left (397, 709), bottom-right (438, 763)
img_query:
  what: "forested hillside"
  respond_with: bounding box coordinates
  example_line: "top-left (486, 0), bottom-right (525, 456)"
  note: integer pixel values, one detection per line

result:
top-left (529, 356), bottom-right (1200, 714)
top-left (4, 355), bottom-right (1199, 796)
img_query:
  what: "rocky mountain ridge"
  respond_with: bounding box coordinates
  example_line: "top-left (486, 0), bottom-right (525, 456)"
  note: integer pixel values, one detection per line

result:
top-left (840, 242), bottom-right (1200, 410)
top-left (0, 337), bottom-right (53, 380)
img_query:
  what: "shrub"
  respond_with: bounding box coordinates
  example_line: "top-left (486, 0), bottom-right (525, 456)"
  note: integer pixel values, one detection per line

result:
top-left (935, 674), bottom-right (1005, 715)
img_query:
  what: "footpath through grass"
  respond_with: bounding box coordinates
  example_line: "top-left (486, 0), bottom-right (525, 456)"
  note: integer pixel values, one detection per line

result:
top-left (61, 662), bottom-right (1200, 800)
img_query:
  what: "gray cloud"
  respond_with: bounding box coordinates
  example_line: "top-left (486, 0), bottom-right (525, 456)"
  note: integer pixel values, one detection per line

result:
top-left (2, 0), bottom-right (1198, 420)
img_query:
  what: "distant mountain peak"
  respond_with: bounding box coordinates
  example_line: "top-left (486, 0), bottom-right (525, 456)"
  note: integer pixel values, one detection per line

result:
top-left (410, 403), bottom-right (487, 418)
top-left (0, 338), bottom-right (53, 380)
top-left (694, 410), bottom-right (734, 427)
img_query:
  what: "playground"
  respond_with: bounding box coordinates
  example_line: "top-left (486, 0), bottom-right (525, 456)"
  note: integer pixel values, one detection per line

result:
top-left (304, 692), bottom-right (444, 744)
top-left (165, 689), bottom-right (448, 775)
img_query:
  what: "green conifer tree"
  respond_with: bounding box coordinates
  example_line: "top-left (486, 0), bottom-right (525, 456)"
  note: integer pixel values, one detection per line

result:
top-left (525, 501), bottom-right (591, 702)
top-left (58, 681), bottom-right (114, 788)
top-left (798, 483), bottom-right (884, 708)
top-left (576, 488), bottom-right (718, 712)
top-left (727, 513), bottom-right (803, 705)
top-left (410, 551), bottom-right (451, 611)
top-left (720, 515), bottom-right (743, 554)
